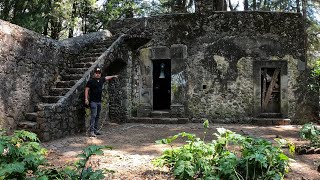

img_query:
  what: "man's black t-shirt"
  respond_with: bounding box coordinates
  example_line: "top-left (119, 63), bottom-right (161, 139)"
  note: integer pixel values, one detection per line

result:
top-left (86, 77), bottom-right (106, 102)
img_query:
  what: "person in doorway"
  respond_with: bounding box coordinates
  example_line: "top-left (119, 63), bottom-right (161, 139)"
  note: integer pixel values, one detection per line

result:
top-left (85, 67), bottom-right (118, 137)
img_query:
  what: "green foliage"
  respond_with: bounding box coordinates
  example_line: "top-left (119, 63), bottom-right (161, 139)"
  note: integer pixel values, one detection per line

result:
top-left (38, 145), bottom-right (112, 179)
top-left (0, 130), bottom-right (47, 179)
top-left (299, 123), bottom-right (320, 147)
top-left (153, 121), bottom-right (293, 180)
top-left (0, 129), bottom-right (112, 179)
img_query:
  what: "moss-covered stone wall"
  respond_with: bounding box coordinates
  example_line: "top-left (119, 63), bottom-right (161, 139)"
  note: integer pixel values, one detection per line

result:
top-left (109, 11), bottom-right (317, 123)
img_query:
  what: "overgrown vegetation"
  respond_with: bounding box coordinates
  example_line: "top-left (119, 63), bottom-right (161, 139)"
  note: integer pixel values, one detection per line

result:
top-left (153, 120), bottom-right (294, 180)
top-left (299, 123), bottom-right (320, 148)
top-left (0, 129), bottom-right (111, 179)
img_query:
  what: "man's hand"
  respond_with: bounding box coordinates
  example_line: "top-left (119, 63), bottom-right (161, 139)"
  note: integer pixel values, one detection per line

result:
top-left (106, 75), bottom-right (118, 80)
top-left (85, 99), bottom-right (89, 105)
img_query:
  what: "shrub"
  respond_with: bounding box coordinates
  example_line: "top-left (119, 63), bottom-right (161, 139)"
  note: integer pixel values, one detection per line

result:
top-left (0, 129), bottom-right (111, 179)
top-left (299, 123), bottom-right (320, 147)
top-left (153, 120), bottom-right (294, 180)
top-left (0, 130), bottom-right (47, 179)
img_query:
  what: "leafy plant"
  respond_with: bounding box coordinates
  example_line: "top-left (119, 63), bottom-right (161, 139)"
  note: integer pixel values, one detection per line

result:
top-left (299, 123), bottom-right (320, 147)
top-left (0, 129), bottom-right (112, 179)
top-left (0, 130), bottom-right (47, 179)
top-left (37, 145), bottom-right (112, 179)
top-left (153, 120), bottom-right (293, 180)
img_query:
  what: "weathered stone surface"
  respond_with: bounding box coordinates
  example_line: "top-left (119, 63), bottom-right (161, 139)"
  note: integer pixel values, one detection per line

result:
top-left (0, 19), bottom-right (123, 141)
top-left (1, 9), bottom-right (318, 142)
top-left (150, 46), bottom-right (170, 60)
top-left (137, 103), bottom-right (152, 117)
top-left (109, 11), bottom-right (317, 123)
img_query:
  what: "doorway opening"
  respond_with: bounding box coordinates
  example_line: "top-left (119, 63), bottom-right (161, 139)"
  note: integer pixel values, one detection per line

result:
top-left (153, 60), bottom-right (171, 110)
top-left (261, 68), bottom-right (281, 116)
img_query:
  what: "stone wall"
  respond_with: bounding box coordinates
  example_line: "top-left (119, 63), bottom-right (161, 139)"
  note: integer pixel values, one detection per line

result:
top-left (0, 19), bottom-right (62, 129)
top-left (109, 11), bottom-right (318, 123)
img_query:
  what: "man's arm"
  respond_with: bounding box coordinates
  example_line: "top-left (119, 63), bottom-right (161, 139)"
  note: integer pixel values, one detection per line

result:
top-left (105, 75), bottom-right (118, 80)
top-left (85, 87), bottom-right (90, 105)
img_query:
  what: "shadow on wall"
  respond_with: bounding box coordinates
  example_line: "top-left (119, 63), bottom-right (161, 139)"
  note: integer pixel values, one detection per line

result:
top-left (293, 69), bottom-right (319, 124)
top-left (105, 59), bottom-right (128, 123)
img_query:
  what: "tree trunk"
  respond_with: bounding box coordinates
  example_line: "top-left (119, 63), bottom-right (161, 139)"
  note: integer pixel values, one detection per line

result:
top-left (228, 0), bottom-right (239, 11)
top-left (69, 2), bottom-right (77, 38)
top-left (50, 19), bottom-right (62, 40)
top-left (43, 0), bottom-right (51, 36)
top-left (244, 0), bottom-right (249, 10)
top-left (1, 0), bottom-right (12, 20)
top-left (214, 0), bottom-right (227, 11)
top-left (297, 0), bottom-right (300, 12)
top-left (302, 0), bottom-right (307, 66)
top-left (253, 0), bottom-right (257, 10)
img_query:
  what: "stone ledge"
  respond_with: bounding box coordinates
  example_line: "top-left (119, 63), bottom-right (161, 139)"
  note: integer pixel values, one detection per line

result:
top-left (252, 118), bottom-right (291, 126)
top-left (127, 117), bottom-right (188, 124)
top-left (151, 111), bottom-right (170, 118)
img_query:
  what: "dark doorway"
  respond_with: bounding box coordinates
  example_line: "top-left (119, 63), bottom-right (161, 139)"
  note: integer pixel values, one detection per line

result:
top-left (153, 60), bottom-right (171, 110)
top-left (261, 68), bottom-right (281, 115)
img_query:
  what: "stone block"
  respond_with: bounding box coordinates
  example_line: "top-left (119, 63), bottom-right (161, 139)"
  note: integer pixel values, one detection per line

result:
top-left (150, 46), bottom-right (170, 60)
top-left (137, 104), bottom-right (152, 117)
top-left (170, 44), bottom-right (187, 59)
top-left (170, 104), bottom-right (185, 118)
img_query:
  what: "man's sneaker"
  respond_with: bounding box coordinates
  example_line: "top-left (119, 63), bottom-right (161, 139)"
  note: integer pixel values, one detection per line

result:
top-left (95, 131), bottom-right (102, 135)
top-left (90, 132), bottom-right (96, 137)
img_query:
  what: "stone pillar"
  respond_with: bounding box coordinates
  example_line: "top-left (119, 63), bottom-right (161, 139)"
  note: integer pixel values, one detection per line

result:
top-left (136, 48), bottom-right (153, 117)
top-left (170, 44), bottom-right (187, 117)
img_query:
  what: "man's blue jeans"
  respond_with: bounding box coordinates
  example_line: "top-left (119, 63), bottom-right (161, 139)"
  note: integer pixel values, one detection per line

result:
top-left (90, 101), bottom-right (101, 133)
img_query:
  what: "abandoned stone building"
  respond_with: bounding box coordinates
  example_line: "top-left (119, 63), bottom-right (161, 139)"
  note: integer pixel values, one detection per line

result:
top-left (0, 3), bottom-right (318, 141)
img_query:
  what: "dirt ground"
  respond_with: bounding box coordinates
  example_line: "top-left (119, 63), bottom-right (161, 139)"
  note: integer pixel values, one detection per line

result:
top-left (41, 123), bottom-right (320, 180)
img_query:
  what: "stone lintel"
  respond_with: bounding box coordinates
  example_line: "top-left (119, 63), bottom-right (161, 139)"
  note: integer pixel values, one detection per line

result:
top-left (170, 44), bottom-right (187, 59)
top-left (150, 46), bottom-right (170, 60)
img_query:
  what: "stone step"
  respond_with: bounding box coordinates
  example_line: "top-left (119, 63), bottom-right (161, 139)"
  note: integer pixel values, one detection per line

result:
top-left (42, 96), bottom-right (63, 103)
top-left (17, 121), bottom-right (38, 131)
top-left (94, 39), bottom-right (115, 46)
top-left (61, 74), bottom-right (83, 81)
top-left (73, 62), bottom-right (93, 68)
top-left (35, 103), bottom-right (56, 111)
top-left (55, 80), bottom-right (77, 88)
top-left (80, 53), bottom-right (102, 58)
top-left (127, 117), bottom-right (189, 124)
top-left (87, 47), bottom-right (108, 53)
top-left (259, 113), bottom-right (282, 118)
top-left (25, 112), bottom-right (37, 122)
top-left (252, 118), bottom-right (291, 126)
top-left (151, 111), bottom-right (171, 118)
top-left (66, 68), bottom-right (87, 74)
top-left (78, 57), bottom-right (96, 63)
top-left (92, 44), bottom-right (110, 49)
top-left (49, 88), bottom-right (71, 96)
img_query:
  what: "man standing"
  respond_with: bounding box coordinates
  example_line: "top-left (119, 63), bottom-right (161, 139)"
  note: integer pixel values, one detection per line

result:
top-left (85, 67), bottom-right (118, 137)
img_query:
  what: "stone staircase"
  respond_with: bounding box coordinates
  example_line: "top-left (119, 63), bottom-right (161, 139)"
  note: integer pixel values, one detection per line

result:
top-left (17, 38), bottom-right (116, 133)
top-left (127, 110), bottom-right (189, 124)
